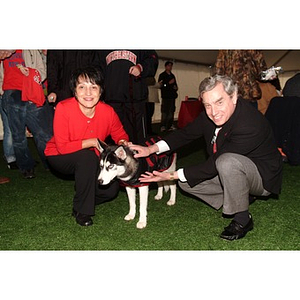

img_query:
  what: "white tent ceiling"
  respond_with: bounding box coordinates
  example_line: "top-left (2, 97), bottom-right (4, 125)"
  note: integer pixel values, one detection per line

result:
top-left (156, 50), bottom-right (300, 73)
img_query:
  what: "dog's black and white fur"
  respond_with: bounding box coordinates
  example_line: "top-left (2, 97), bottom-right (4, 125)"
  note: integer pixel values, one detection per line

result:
top-left (97, 140), bottom-right (176, 229)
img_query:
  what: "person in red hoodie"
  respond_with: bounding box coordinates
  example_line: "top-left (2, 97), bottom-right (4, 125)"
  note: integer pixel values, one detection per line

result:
top-left (45, 66), bottom-right (129, 227)
top-left (1, 50), bottom-right (52, 179)
top-left (0, 50), bottom-right (15, 184)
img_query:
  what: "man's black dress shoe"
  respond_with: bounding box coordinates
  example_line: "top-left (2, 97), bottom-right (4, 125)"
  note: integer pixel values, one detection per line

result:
top-left (220, 214), bottom-right (253, 240)
top-left (72, 209), bottom-right (93, 226)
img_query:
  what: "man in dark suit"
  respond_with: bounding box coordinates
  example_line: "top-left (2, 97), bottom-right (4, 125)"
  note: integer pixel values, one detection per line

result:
top-left (158, 61), bottom-right (178, 132)
top-left (130, 75), bottom-right (283, 240)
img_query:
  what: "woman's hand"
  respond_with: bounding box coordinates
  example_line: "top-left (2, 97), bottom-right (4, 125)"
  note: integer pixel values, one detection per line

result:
top-left (118, 139), bottom-right (129, 146)
top-left (82, 138), bottom-right (99, 150)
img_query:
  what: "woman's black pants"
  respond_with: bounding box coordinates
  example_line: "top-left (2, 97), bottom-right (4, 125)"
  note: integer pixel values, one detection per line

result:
top-left (47, 149), bottom-right (119, 215)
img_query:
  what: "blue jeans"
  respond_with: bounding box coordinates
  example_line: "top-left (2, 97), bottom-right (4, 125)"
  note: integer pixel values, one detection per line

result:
top-left (2, 90), bottom-right (53, 171)
top-left (0, 94), bottom-right (16, 163)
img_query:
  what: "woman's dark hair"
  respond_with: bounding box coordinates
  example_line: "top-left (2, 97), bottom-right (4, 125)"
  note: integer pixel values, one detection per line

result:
top-left (69, 66), bottom-right (105, 95)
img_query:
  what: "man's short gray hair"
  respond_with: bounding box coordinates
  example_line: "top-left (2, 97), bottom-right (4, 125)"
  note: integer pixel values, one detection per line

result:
top-left (199, 75), bottom-right (238, 99)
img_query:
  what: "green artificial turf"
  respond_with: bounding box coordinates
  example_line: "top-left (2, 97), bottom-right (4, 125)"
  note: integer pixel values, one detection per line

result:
top-left (0, 131), bottom-right (299, 251)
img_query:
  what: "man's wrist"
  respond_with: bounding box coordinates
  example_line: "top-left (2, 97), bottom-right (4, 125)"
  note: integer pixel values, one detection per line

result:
top-left (148, 144), bottom-right (159, 155)
top-left (169, 172), bottom-right (175, 181)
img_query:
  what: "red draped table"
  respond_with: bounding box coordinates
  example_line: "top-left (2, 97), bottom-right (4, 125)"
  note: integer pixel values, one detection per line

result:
top-left (177, 99), bottom-right (204, 128)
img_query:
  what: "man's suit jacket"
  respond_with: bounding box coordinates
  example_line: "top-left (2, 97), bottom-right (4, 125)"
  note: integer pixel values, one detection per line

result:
top-left (164, 98), bottom-right (283, 194)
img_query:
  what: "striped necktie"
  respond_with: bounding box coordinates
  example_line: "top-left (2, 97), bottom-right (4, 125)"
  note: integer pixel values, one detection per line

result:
top-left (212, 127), bottom-right (222, 153)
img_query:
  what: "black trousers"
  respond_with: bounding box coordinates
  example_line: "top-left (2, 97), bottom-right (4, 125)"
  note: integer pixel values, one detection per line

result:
top-left (145, 102), bottom-right (155, 135)
top-left (161, 98), bottom-right (176, 129)
top-left (108, 101), bottom-right (146, 144)
top-left (47, 149), bottom-right (119, 215)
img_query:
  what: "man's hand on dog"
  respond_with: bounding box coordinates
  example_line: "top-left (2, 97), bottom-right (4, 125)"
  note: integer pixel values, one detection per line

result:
top-left (128, 143), bottom-right (159, 158)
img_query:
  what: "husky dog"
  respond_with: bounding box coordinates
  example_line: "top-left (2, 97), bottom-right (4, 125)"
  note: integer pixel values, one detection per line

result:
top-left (97, 139), bottom-right (176, 229)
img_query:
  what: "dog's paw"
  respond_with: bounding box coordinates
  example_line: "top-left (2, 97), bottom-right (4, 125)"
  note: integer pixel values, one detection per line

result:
top-left (154, 193), bottom-right (163, 200)
top-left (167, 199), bottom-right (176, 206)
top-left (124, 213), bottom-right (135, 221)
top-left (136, 221), bottom-right (147, 229)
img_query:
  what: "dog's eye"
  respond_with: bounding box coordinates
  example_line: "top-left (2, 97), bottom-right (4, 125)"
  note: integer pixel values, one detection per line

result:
top-left (108, 164), bottom-right (115, 169)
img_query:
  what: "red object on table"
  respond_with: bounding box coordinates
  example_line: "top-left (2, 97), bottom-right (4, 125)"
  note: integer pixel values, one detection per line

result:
top-left (177, 99), bottom-right (204, 128)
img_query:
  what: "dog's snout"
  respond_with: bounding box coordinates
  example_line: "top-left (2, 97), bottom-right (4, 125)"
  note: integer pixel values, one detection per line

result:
top-left (98, 178), bottom-right (103, 185)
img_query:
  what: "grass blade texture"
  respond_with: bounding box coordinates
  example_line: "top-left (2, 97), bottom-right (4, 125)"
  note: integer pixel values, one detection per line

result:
top-left (0, 129), bottom-right (299, 251)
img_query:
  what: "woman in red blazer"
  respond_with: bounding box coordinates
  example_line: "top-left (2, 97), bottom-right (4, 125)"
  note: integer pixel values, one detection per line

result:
top-left (45, 67), bottom-right (129, 227)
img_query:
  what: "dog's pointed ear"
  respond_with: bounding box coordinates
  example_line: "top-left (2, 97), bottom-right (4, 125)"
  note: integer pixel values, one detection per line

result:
top-left (97, 139), bottom-right (108, 153)
top-left (114, 146), bottom-right (127, 160)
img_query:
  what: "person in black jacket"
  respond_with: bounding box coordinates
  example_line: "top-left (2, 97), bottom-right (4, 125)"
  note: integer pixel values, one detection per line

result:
top-left (99, 50), bottom-right (158, 144)
top-left (130, 75), bottom-right (283, 241)
top-left (158, 61), bottom-right (178, 132)
top-left (47, 50), bottom-right (102, 104)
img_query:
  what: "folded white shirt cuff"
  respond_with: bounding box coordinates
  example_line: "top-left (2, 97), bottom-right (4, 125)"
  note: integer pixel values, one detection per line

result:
top-left (156, 140), bottom-right (170, 154)
top-left (177, 168), bottom-right (187, 182)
